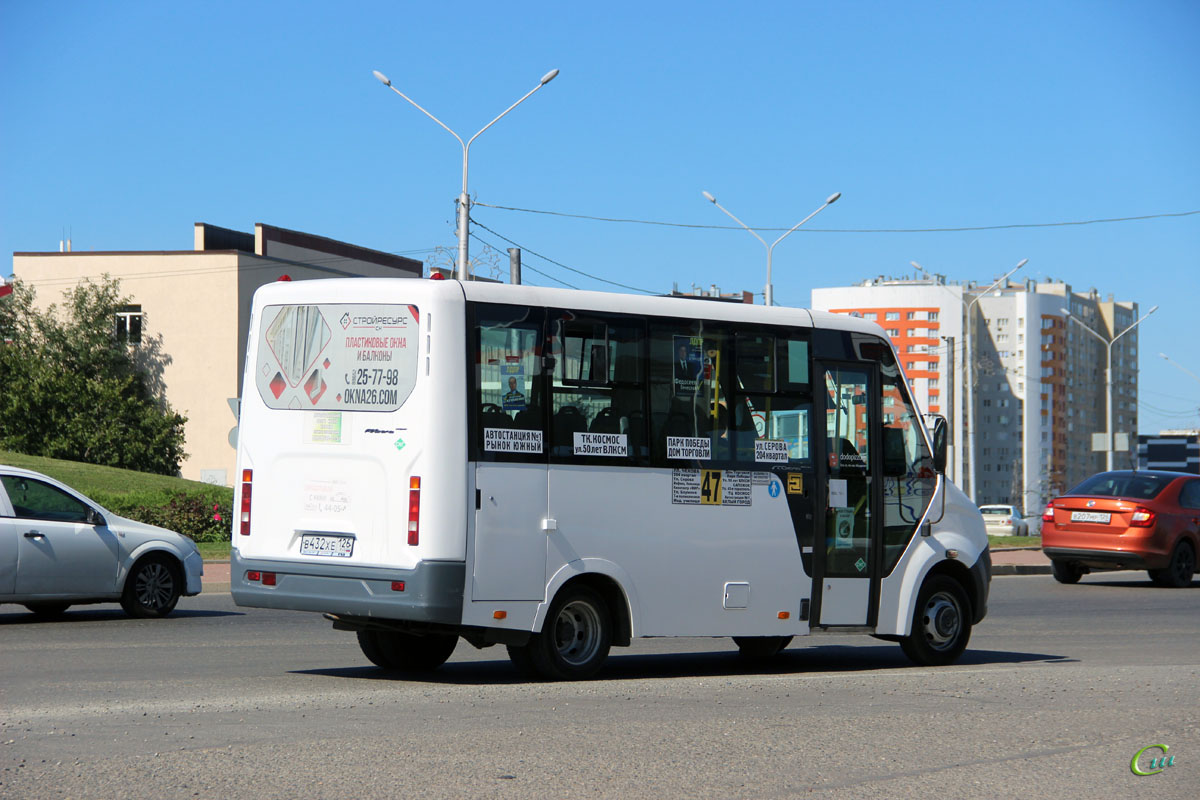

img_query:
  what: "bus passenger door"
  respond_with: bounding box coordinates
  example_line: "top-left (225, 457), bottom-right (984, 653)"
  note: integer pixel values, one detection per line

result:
top-left (814, 364), bottom-right (880, 626)
top-left (473, 463), bottom-right (548, 601)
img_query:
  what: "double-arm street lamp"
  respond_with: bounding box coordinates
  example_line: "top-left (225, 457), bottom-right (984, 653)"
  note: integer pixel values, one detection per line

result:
top-left (373, 68), bottom-right (560, 281)
top-left (911, 258), bottom-right (1027, 502)
top-left (1062, 304), bottom-right (1159, 470)
top-left (701, 191), bottom-right (841, 306)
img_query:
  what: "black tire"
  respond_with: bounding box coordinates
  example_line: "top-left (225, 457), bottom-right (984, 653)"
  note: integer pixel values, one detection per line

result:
top-left (24, 602), bottom-right (70, 618)
top-left (1050, 560), bottom-right (1084, 585)
top-left (505, 642), bottom-right (538, 677)
top-left (899, 575), bottom-right (972, 667)
top-left (1151, 541), bottom-right (1196, 588)
top-left (356, 630), bottom-right (458, 672)
top-left (518, 585), bottom-right (612, 680)
top-left (733, 636), bottom-right (793, 660)
top-left (120, 555), bottom-right (182, 618)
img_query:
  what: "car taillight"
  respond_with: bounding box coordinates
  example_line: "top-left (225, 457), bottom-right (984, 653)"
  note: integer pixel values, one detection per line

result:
top-left (408, 476), bottom-right (421, 546)
top-left (240, 469), bottom-right (253, 535)
top-left (1130, 507), bottom-right (1156, 527)
top-left (1042, 503), bottom-right (1055, 523)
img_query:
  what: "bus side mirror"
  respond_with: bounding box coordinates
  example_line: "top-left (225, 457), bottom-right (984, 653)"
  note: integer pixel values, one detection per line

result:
top-left (928, 415), bottom-right (948, 474)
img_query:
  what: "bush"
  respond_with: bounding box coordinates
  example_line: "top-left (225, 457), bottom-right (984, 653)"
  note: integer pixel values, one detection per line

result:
top-left (94, 487), bottom-right (233, 543)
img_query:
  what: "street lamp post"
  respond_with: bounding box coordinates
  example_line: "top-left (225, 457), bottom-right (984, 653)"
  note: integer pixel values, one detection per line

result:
top-left (373, 68), bottom-right (560, 281)
top-left (912, 259), bottom-right (1027, 502)
top-left (1062, 305), bottom-right (1159, 470)
top-left (701, 191), bottom-right (841, 306)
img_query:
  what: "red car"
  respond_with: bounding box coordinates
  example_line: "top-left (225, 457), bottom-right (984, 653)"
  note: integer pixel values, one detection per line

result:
top-left (1041, 470), bottom-right (1199, 587)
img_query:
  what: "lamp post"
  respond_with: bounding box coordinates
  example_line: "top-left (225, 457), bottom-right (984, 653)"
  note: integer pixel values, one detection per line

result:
top-left (912, 259), bottom-right (1027, 502)
top-left (373, 68), bottom-right (560, 281)
top-left (1062, 304), bottom-right (1159, 470)
top-left (701, 191), bottom-right (841, 306)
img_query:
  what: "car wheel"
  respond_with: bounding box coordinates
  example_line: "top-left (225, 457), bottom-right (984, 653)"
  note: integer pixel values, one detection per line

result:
top-left (1050, 560), bottom-right (1084, 585)
top-left (900, 575), bottom-right (972, 666)
top-left (24, 602), bottom-right (71, 618)
top-left (733, 636), bottom-right (793, 660)
top-left (356, 630), bottom-right (458, 671)
top-left (120, 554), bottom-right (182, 618)
top-left (1152, 541), bottom-right (1196, 588)
top-left (518, 584), bottom-right (612, 680)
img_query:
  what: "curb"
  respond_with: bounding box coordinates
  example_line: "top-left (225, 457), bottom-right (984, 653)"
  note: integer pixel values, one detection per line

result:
top-left (991, 564), bottom-right (1051, 575)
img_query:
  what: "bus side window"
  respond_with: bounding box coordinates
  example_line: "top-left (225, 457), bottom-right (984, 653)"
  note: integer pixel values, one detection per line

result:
top-left (730, 331), bottom-right (813, 468)
top-left (880, 370), bottom-right (937, 574)
top-left (550, 314), bottom-right (645, 461)
top-left (649, 324), bottom-right (731, 465)
top-left (474, 304), bottom-right (546, 460)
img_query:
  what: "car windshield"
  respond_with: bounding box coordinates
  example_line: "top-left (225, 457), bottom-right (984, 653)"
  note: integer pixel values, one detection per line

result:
top-left (1068, 473), bottom-right (1173, 500)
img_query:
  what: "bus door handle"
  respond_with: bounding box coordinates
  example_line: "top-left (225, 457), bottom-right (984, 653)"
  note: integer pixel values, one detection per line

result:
top-left (24, 530), bottom-right (45, 539)
top-left (541, 518), bottom-right (558, 533)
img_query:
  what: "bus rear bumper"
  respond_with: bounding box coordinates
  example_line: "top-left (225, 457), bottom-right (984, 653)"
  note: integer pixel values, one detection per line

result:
top-left (230, 551), bottom-right (465, 625)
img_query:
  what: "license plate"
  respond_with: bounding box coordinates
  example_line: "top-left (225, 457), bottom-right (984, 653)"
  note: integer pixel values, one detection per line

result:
top-left (1070, 511), bottom-right (1111, 524)
top-left (300, 534), bottom-right (354, 558)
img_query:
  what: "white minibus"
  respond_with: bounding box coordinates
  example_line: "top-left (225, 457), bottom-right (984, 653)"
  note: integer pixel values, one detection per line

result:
top-left (231, 277), bottom-right (990, 679)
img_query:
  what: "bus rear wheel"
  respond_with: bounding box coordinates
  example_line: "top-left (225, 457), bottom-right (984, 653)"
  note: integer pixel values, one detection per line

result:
top-left (357, 630), bottom-right (458, 672)
top-left (516, 585), bottom-right (612, 680)
top-left (899, 575), bottom-right (971, 667)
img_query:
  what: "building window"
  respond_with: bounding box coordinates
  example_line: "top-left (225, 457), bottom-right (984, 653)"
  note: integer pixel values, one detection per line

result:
top-left (907, 328), bottom-right (916, 337)
top-left (906, 312), bottom-right (916, 320)
top-left (115, 305), bottom-right (143, 345)
top-left (885, 312), bottom-right (899, 321)
top-left (928, 311), bottom-right (939, 321)
top-left (886, 328), bottom-right (899, 337)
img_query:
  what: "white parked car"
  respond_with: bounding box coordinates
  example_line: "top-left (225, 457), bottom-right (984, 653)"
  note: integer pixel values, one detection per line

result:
top-left (0, 465), bottom-right (203, 618)
top-left (978, 504), bottom-right (1031, 537)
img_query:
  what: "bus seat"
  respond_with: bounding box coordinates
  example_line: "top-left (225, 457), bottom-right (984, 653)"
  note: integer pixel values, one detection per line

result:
top-left (552, 405), bottom-right (587, 453)
top-left (513, 405), bottom-right (542, 430)
top-left (589, 406), bottom-right (621, 434)
top-left (480, 403), bottom-right (512, 429)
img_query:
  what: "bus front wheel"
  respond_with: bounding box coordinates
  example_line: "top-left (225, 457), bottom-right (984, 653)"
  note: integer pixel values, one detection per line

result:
top-left (899, 575), bottom-right (971, 667)
top-left (357, 630), bottom-right (458, 672)
top-left (514, 585), bottom-right (612, 680)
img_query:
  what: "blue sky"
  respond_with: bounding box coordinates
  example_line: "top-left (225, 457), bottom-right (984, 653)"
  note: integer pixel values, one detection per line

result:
top-left (2, 0), bottom-right (1197, 435)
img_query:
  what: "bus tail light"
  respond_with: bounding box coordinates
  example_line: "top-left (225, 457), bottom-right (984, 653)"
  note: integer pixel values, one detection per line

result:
top-left (1130, 507), bottom-right (1157, 527)
top-left (240, 469), bottom-right (253, 536)
top-left (408, 476), bottom-right (421, 545)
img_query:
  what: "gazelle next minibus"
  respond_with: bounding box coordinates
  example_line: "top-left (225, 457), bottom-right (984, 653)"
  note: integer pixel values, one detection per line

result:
top-left (231, 277), bottom-right (989, 679)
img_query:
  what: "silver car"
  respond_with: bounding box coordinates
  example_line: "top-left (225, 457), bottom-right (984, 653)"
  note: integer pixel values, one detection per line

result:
top-left (978, 504), bottom-right (1031, 537)
top-left (0, 465), bottom-right (203, 618)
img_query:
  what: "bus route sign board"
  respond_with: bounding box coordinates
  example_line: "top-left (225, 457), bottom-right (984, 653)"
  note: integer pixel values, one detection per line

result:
top-left (672, 470), bottom-right (752, 506)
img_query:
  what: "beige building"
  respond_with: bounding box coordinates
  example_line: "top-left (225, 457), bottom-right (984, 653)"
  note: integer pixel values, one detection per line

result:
top-left (13, 223), bottom-right (421, 484)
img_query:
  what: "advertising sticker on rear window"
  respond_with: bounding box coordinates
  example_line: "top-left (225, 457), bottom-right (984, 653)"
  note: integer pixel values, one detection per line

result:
top-left (256, 304), bottom-right (419, 412)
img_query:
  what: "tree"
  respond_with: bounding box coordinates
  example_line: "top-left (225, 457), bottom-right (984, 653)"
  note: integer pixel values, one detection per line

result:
top-left (0, 276), bottom-right (187, 475)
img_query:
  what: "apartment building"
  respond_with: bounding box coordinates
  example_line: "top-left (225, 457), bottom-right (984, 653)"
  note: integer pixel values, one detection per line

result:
top-left (813, 274), bottom-right (1143, 514)
top-left (12, 223), bottom-right (421, 484)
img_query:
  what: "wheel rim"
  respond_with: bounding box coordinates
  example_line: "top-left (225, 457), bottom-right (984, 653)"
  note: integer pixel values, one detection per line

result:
top-left (553, 599), bottom-right (603, 667)
top-left (919, 591), bottom-right (962, 652)
top-left (136, 562), bottom-right (175, 610)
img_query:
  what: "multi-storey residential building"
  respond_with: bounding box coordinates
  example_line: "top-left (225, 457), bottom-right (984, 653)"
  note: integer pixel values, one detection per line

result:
top-left (12, 223), bottom-right (422, 484)
top-left (813, 274), bottom-right (1143, 514)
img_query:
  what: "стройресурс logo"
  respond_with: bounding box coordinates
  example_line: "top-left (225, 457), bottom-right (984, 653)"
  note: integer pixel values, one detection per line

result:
top-left (1130, 744), bottom-right (1176, 776)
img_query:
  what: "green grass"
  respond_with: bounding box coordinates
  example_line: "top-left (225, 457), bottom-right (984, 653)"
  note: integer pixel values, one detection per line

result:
top-left (989, 535), bottom-right (1041, 549)
top-left (1, 449), bottom-right (221, 497)
top-left (199, 541), bottom-right (232, 561)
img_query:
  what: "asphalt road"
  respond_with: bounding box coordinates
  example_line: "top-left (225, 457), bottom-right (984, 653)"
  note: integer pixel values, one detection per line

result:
top-left (1, 575), bottom-right (1197, 799)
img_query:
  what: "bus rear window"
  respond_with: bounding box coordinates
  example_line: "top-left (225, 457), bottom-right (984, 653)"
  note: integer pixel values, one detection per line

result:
top-left (255, 303), bottom-right (419, 412)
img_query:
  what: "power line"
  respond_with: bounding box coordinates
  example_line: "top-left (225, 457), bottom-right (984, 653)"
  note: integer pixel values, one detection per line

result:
top-left (469, 217), bottom-right (657, 294)
top-left (474, 202), bottom-right (1200, 234)
top-left (468, 232), bottom-right (578, 289)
